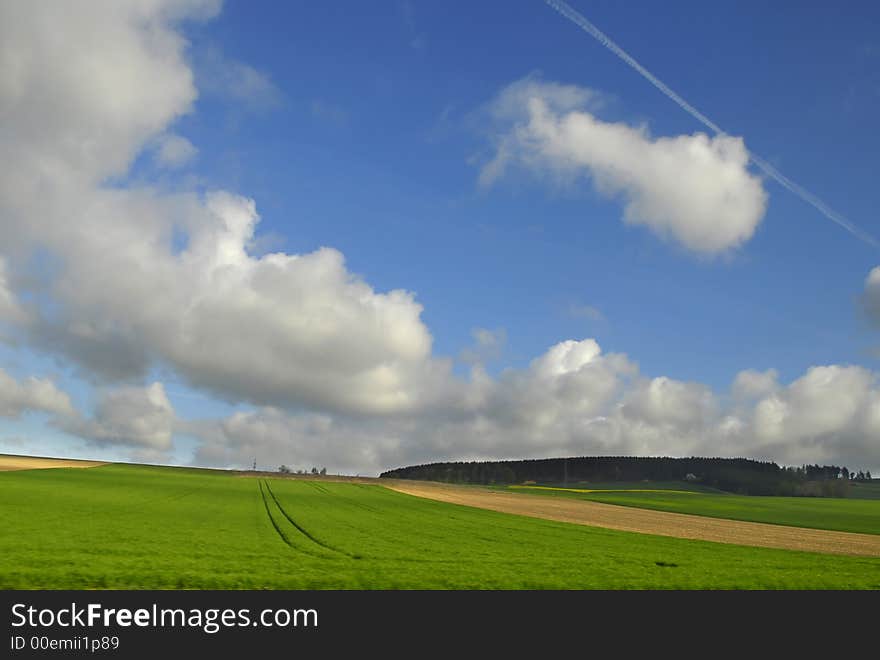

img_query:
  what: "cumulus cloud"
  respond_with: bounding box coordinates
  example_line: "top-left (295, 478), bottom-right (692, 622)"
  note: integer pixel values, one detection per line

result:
top-left (0, 258), bottom-right (27, 325)
top-left (725, 365), bottom-right (880, 469)
top-left (481, 77), bottom-right (768, 254)
top-left (459, 327), bottom-right (507, 365)
top-left (153, 133), bottom-right (198, 168)
top-left (190, 340), bottom-right (880, 476)
top-left (186, 409), bottom-right (406, 475)
top-left (0, 0), bottom-right (443, 416)
top-left (20, 189), bottom-right (442, 413)
top-left (59, 383), bottom-right (175, 451)
top-left (0, 1), bottom-right (213, 202)
top-left (732, 368), bottom-right (779, 401)
top-left (622, 376), bottom-right (716, 429)
top-left (193, 339), bottom-right (644, 473)
top-left (0, 368), bottom-right (74, 419)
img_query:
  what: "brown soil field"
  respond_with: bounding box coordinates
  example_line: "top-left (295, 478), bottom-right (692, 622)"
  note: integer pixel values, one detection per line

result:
top-left (0, 454), bottom-right (106, 471)
top-left (385, 481), bottom-right (880, 557)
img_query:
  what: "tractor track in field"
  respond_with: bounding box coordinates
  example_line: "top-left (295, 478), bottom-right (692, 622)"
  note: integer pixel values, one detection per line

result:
top-left (304, 481), bottom-right (331, 495)
top-left (260, 480), bottom-right (359, 559)
top-left (258, 480), bottom-right (332, 558)
top-left (329, 483), bottom-right (382, 514)
top-left (383, 481), bottom-right (880, 558)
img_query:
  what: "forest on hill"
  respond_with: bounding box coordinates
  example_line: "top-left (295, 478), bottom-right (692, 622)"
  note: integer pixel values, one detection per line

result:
top-left (381, 457), bottom-right (872, 496)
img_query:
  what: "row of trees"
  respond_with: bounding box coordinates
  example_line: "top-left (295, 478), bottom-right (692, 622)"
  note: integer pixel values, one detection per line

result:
top-left (277, 465), bottom-right (326, 475)
top-left (380, 456), bottom-right (872, 497)
top-left (777, 465), bottom-right (873, 495)
top-left (783, 465), bottom-right (872, 481)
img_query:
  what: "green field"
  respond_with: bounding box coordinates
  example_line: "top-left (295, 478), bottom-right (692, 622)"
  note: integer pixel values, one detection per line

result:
top-left (501, 484), bottom-right (880, 535)
top-left (512, 480), bottom-right (725, 493)
top-left (2, 464), bottom-right (879, 589)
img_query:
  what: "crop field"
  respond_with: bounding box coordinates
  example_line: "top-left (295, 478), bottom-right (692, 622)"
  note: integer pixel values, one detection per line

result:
top-left (510, 485), bottom-right (701, 495)
top-left (501, 484), bottom-right (880, 535)
top-left (514, 480), bottom-right (724, 493)
top-left (0, 453), bottom-right (106, 471)
top-left (2, 464), bottom-right (880, 589)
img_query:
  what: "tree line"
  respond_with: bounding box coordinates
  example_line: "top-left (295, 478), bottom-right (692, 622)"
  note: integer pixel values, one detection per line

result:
top-left (277, 465), bottom-right (326, 476)
top-left (380, 456), bottom-right (873, 496)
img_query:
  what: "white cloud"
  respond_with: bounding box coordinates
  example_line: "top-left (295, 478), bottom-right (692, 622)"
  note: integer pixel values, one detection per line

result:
top-left (20, 188), bottom-right (442, 414)
top-left (193, 339), bottom-right (646, 474)
top-left (154, 133), bottom-right (197, 168)
top-left (568, 303), bottom-right (605, 322)
top-left (727, 365), bottom-right (880, 469)
top-left (760, 366), bottom-right (871, 440)
top-left (530, 338), bottom-right (602, 378)
top-left (0, 1), bottom-right (212, 197)
top-left (157, 194), bottom-right (439, 413)
top-left (731, 368), bottom-right (779, 401)
top-left (187, 409), bottom-right (405, 475)
top-left (60, 382), bottom-right (175, 451)
top-left (195, 46), bottom-right (281, 112)
top-left (622, 376), bottom-right (716, 429)
top-left (0, 1), bottom-right (443, 416)
top-left (190, 340), bottom-right (880, 476)
top-left (0, 258), bottom-right (27, 324)
top-left (486, 76), bottom-right (604, 125)
top-left (0, 368), bottom-right (74, 418)
top-left (459, 327), bottom-right (506, 365)
top-left (861, 266), bottom-right (880, 325)
top-left (481, 77), bottom-right (768, 254)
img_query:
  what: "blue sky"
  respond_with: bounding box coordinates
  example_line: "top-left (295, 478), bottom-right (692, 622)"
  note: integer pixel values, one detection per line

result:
top-left (185, 0), bottom-right (880, 381)
top-left (1, 0), bottom-right (879, 474)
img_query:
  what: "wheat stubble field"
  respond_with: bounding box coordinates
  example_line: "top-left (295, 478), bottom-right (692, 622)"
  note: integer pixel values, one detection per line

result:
top-left (0, 454), bottom-right (106, 471)
top-left (1, 459), bottom-right (879, 589)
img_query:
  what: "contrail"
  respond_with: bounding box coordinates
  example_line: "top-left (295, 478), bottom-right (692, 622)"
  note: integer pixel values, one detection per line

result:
top-left (544, 0), bottom-right (878, 247)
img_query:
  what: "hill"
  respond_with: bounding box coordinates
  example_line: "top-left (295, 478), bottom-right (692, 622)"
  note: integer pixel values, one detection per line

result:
top-left (380, 456), bottom-right (860, 496)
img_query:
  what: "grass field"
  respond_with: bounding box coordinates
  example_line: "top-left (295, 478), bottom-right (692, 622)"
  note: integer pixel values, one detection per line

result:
top-left (501, 484), bottom-right (880, 535)
top-left (2, 464), bottom-right (880, 589)
top-left (511, 485), bottom-right (701, 496)
top-left (512, 480), bottom-right (725, 493)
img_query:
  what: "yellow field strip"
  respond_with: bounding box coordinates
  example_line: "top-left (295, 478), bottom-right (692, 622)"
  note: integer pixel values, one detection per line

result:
top-left (0, 455), bottom-right (107, 471)
top-left (385, 481), bottom-right (880, 557)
